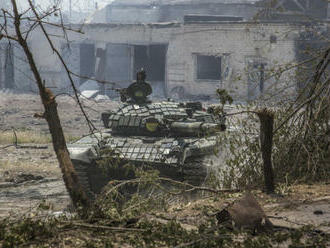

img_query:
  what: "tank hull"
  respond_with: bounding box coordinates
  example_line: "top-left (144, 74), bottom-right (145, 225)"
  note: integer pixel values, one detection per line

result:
top-left (68, 131), bottom-right (221, 199)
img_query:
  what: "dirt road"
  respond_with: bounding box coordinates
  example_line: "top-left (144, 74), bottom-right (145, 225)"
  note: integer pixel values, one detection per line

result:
top-left (0, 92), bottom-right (119, 217)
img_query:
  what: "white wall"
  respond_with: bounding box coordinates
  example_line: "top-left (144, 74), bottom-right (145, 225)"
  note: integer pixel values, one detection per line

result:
top-left (28, 22), bottom-right (301, 100)
top-left (167, 23), bottom-right (299, 100)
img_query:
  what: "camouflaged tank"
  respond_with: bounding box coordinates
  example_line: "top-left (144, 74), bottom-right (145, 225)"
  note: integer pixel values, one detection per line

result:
top-left (68, 70), bottom-right (226, 199)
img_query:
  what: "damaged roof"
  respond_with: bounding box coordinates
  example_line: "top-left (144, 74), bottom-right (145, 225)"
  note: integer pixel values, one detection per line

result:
top-left (110, 0), bottom-right (260, 6)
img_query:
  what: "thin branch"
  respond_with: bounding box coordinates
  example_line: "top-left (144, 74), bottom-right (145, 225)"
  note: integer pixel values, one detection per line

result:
top-left (27, 0), bottom-right (97, 136)
top-left (25, 16), bottom-right (84, 34)
top-left (104, 177), bottom-right (239, 197)
top-left (274, 77), bottom-right (330, 134)
top-left (64, 221), bottom-right (145, 232)
top-left (0, 9), bottom-right (18, 41)
top-left (159, 177), bottom-right (240, 194)
top-left (0, 8), bottom-right (84, 34)
top-left (69, 70), bottom-right (118, 87)
top-left (0, 144), bottom-right (15, 150)
top-left (20, 7), bottom-right (60, 41)
top-left (12, 127), bottom-right (18, 147)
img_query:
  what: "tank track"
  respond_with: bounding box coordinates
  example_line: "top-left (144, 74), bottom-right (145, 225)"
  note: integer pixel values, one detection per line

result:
top-left (73, 161), bottom-right (96, 200)
top-left (72, 155), bottom-right (215, 201)
top-left (182, 156), bottom-right (209, 186)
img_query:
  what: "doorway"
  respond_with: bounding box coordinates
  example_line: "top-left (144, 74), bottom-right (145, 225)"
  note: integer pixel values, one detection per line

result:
top-left (133, 44), bottom-right (167, 97)
top-left (79, 43), bottom-right (96, 85)
top-left (4, 45), bottom-right (14, 89)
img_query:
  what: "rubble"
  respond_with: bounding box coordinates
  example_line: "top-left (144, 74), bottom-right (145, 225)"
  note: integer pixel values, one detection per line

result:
top-left (94, 94), bottom-right (110, 101)
top-left (217, 192), bottom-right (273, 232)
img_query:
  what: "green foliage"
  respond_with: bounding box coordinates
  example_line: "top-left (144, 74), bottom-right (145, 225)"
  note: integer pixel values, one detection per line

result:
top-left (216, 84), bottom-right (329, 189)
top-left (90, 167), bottom-right (169, 222)
top-left (217, 89), bottom-right (234, 106)
top-left (0, 216), bottom-right (57, 247)
top-left (217, 105), bottom-right (329, 190)
top-left (216, 103), bottom-right (263, 189)
top-left (272, 107), bottom-right (329, 183)
top-left (1, 193), bottom-right (330, 247)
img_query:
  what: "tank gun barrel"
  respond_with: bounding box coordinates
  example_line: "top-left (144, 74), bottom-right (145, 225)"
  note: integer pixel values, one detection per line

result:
top-left (169, 122), bottom-right (221, 136)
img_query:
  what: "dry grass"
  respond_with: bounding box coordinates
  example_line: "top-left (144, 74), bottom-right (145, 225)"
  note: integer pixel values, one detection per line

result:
top-left (0, 130), bottom-right (51, 144)
top-left (0, 159), bottom-right (61, 177)
top-left (0, 130), bottom-right (79, 144)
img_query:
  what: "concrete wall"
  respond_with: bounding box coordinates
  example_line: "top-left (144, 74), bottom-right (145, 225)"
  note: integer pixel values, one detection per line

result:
top-left (102, 3), bottom-right (260, 24)
top-left (92, 0), bottom-right (330, 24)
top-left (25, 22), bottom-right (303, 101)
top-left (171, 23), bottom-right (299, 100)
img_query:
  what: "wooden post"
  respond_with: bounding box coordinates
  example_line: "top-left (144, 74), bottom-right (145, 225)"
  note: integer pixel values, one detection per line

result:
top-left (257, 108), bottom-right (275, 194)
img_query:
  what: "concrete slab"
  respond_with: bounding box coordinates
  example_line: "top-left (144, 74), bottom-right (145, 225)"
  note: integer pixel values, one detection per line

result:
top-left (94, 94), bottom-right (110, 101)
top-left (79, 79), bottom-right (100, 92)
top-left (80, 90), bottom-right (99, 99)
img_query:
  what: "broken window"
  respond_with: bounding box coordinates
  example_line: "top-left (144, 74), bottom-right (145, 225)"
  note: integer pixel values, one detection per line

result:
top-left (196, 55), bottom-right (221, 80)
top-left (79, 43), bottom-right (95, 85)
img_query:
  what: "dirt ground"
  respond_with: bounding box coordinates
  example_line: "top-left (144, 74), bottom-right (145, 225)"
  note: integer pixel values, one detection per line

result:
top-left (0, 91), bottom-right (119, 136)
top-left (0, 92), bottom-right (119, 217)
top-left (0, 91), bottom-right (329, 237)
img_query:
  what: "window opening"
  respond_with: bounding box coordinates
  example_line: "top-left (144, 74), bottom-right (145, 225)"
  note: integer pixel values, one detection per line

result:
top-left (196, 55), bottom-right (221, 80)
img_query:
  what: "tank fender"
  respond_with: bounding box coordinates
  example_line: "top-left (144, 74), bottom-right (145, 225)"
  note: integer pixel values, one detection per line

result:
top-left (68, 146), bottom-right (98, 164)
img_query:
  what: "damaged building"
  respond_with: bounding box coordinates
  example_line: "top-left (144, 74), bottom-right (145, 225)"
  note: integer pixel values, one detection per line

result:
top-left (0, 43), bottom-right (35, 92)
top-left (1, 0), bottom-right (329, 101)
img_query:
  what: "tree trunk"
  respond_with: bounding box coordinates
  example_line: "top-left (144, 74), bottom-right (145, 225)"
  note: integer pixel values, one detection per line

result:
top-left (257, 108), bottom-right (275, 194)
top-left (11, 0), bottom-right (90, 209)
top-left (42, 92), bottom-right (90, 208)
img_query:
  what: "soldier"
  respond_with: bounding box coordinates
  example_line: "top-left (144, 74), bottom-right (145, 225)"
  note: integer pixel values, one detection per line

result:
top-left (126, 69), bottom-right (152, 104)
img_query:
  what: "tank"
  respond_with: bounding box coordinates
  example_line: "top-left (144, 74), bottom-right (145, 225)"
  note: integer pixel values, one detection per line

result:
top-left (68, 70), bottom-right (226, 200)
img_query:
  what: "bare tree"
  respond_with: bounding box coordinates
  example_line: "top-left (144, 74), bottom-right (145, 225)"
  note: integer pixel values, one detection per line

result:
top-left (0, 0), bottom-right (90, 209)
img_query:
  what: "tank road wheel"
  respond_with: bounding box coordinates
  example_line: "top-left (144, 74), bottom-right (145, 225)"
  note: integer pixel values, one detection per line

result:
top-left (72, 159), bottom-right (137, 201)
top-left (182, 157), bottom-right (209, 186)
top-left (72, 160), bottom-right (96, 200)
top-left (170, 86), bottom-right (185, 99)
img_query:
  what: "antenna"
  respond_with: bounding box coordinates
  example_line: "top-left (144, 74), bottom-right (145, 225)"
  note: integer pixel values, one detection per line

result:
top-left (69, 0), bottom-right (72, 21)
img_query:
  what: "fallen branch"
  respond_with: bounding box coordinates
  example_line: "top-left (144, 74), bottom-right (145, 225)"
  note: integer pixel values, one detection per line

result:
top-left (66, 221), bottom-right (145, 232)
top-left (104, 177), bottom-right (239, 197)
top-left (158, 177), bottom-right (240, 194)
top-left (0, 144), bottom-right (15, 150)
top-left (16, 145), bottom-right (48, 149)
